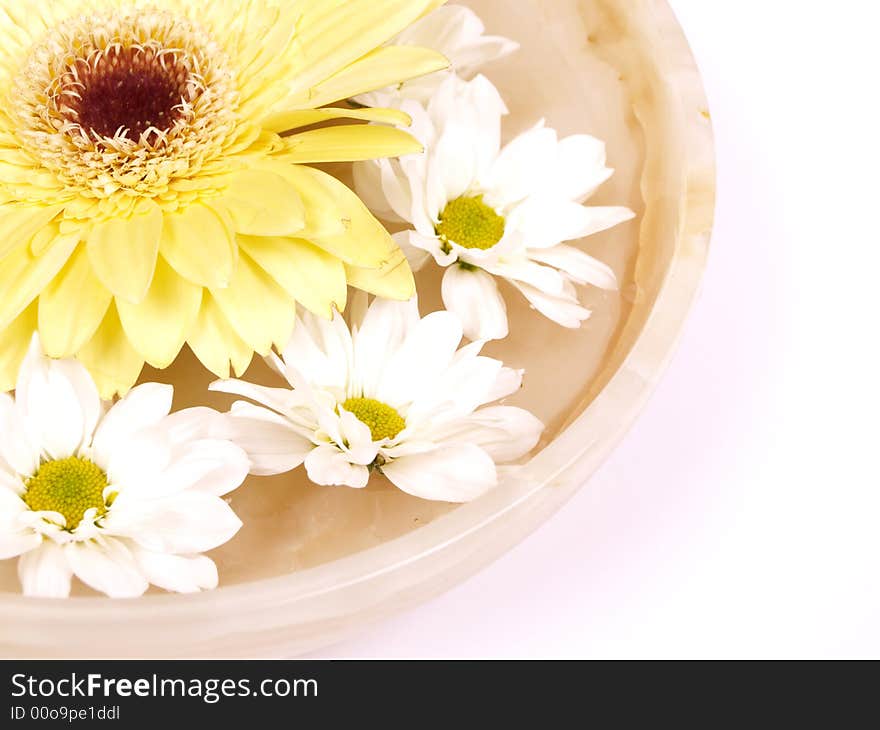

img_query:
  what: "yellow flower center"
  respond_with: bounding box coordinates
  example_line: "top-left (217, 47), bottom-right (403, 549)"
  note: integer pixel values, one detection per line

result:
top-left (23, 457), bottom-right (108, 531)
top-left (342, 398), bottom-right (406, 442)
top-left (437, 195), bottom-right (506, 251)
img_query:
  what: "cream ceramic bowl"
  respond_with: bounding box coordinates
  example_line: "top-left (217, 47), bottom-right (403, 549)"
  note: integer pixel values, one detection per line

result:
top-left (0, 0), bottom-right (714, 657)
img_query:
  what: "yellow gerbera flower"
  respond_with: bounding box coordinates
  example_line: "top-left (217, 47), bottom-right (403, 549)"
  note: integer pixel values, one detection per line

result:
top-left (0, 0), bottom-right (448, 397)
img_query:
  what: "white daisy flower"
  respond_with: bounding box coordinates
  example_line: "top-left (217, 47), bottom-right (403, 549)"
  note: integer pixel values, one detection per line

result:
top-left (354, 74), bottom-right (636, 342)
top-left (211, 297), bottom-right (544, 503)
top-left (355, 4), bottom-right (518, 107)
top-left (0, 338), bottom-right (247, 598)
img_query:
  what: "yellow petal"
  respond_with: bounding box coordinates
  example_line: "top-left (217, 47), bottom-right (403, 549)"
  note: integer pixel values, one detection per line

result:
top-left (280, 125), bottom-right (422, 164)
top-left (213, 3), bottom-right (298, 119)
top-left (216, 168), bottom-right (306, 237)
top-left (0, 302), bottom-right (37, 393)
top-left (306, 46), bottom-right (449, 108)
top-left (285, 0), bottom-right (449, 104)
top-left (238, 234), bottom-right (347, 318)
top-left (187, 295), bottom-right (254, 379)
top-left (38, 244), bottom-right (112, 358)
top-left (117, 256), bottom-right (203, 369)
top-left (0, 149), bottom-right (63, 189)
top-left (423, 0), bottom-right (447, 12)
top-left (0, 235), bottom-right (78, 332)
top-left (159, 203), bottom-right (237, 289)
top-left (87, 200), bottom-right (163, 303)
top-left (345, 248), bottom-right (416, 301)
top-left (76, 304), bottom-right (145, 400)
top-left (300, 167), bottom-right (398, 268)
top-left (0, 203), bottom-right (65, 260)
top-left (264, 107), bottom-right (412, 134)
top-left (30, 220), bottom-right (64, 256)
top-left (267, 164), bottom-right (347, 240)
top-left (210, 252), bottom-right (296, 355)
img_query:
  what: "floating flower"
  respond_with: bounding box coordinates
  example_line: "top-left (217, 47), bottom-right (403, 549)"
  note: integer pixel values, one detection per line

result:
top-left (0, 0), bottom-right (451, 397)
top-left (0, 338), bottom-right (248, 598)
top-left (354, 74), bottom-right (635, 341)
top-left (355, 4), bottom-right (518, 107)
top-left (211, 297), bottom-right (544, 503)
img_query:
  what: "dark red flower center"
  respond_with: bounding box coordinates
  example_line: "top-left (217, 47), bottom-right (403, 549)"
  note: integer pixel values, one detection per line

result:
top-left (62, 45), bottom-right (192, 140)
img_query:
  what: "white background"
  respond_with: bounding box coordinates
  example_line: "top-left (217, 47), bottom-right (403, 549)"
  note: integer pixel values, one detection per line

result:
top-left (314, 0), bottom-right (880, 658)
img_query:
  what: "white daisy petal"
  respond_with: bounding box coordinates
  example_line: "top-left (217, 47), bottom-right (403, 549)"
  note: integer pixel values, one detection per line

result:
top-left (408, 351), bottom-right (504, 425)
top-left (156, 439), bottom-right (250, 498)
top-left (18, 542), bottom-right (72, 598)
top-left (462, 75), bottom-right (508, 179)
top-left (429, 75), bottom-right (507, 180)
top-left (0, 468), bottom-right (23, 497)
top-left (0, 484), bottom-right (27, 515)
top-left (0, 393), bottom-right (39, 476)
top-left (53, 359), bottom-right (102, 450)
top-left (453, 36), bottom-right (520, 78)
top-left (510, 198), bottom-right (635, 249)
top-left (529, 244), bottom-right (619, 290)
top-left (391, 230), bottom-right (437, 272)
top-left (428, 122), bottom-right (480, 209)
top-left (209, 379), bottom-right (301, 418)
top-left (352, 159), bottom-right (400, 222)
top-left (226, 402), bottom-right (315, 477)
top-left (481, 121), bottom-right (557, 208)
top-left (375, 310), bottom-right (463, 407)
top-left (354, 7), bottom-right (517, 107)
top-left (399, 6), bottom-right (519, 81)
top-left (447, 406), bottom-right (544, 463)
top-left (402, 229), bottom-right (458, 269)
top-left (397, 6), bottom-right (490, 64)
top-left (488, 367), bottom-right (525, 402)
top-left (0, 530), bottom-right (42, 561)
top-left (304, 445), bottom-right (370, 488)
top-left (132, 549), bottom-right (218, 594)
top-left (109, 492), bottom-right (243, 555)
top-left (400, 100), bottom-right (438, 157)
top-left (352, 295), bottom-right (419, 398)
top-left (337, 409), bottom-right (380, 465)
top-left (511, 280), bottom-right (593, 328)
top-left (106, 429), bottom-right (172, 493)
top-left (441, 265), bottom-right (509, 342)
top-left (0, 486), bottom-right (41, 559)
top-left (92, 383), bottom-right (173, 466)
top-left (382, 444), bottom-right (497, 503)
top-left (379, 157), bottom-right (416, 223)
top-left (280, 311), bottom-right (353, 394)
top-left (547, 134), bottom-right (615, 202)
top-left (310, 397), bottom-right (348, 446)
top-left (161, 406), bottom-right (227, 443)
top-left (380, 439), bottom-right (440, 460)
top-left (440, 354), bottom-right (506, 414)
top-left (489, 258), bottom-right (569, 297)
top-left (566, 205), bottom-right (637, 240)
top-left (65, 538), bottom-right (148, 599)
top-left (16, 338), bottom-right (99, 460)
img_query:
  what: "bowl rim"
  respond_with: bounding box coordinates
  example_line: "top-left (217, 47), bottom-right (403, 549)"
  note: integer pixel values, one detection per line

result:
top-left (0, 0), bottom-right (716, 656)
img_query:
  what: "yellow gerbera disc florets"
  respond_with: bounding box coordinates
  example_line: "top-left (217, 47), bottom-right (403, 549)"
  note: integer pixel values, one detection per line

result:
top-left (0, 0), bottom-right (450, 397)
